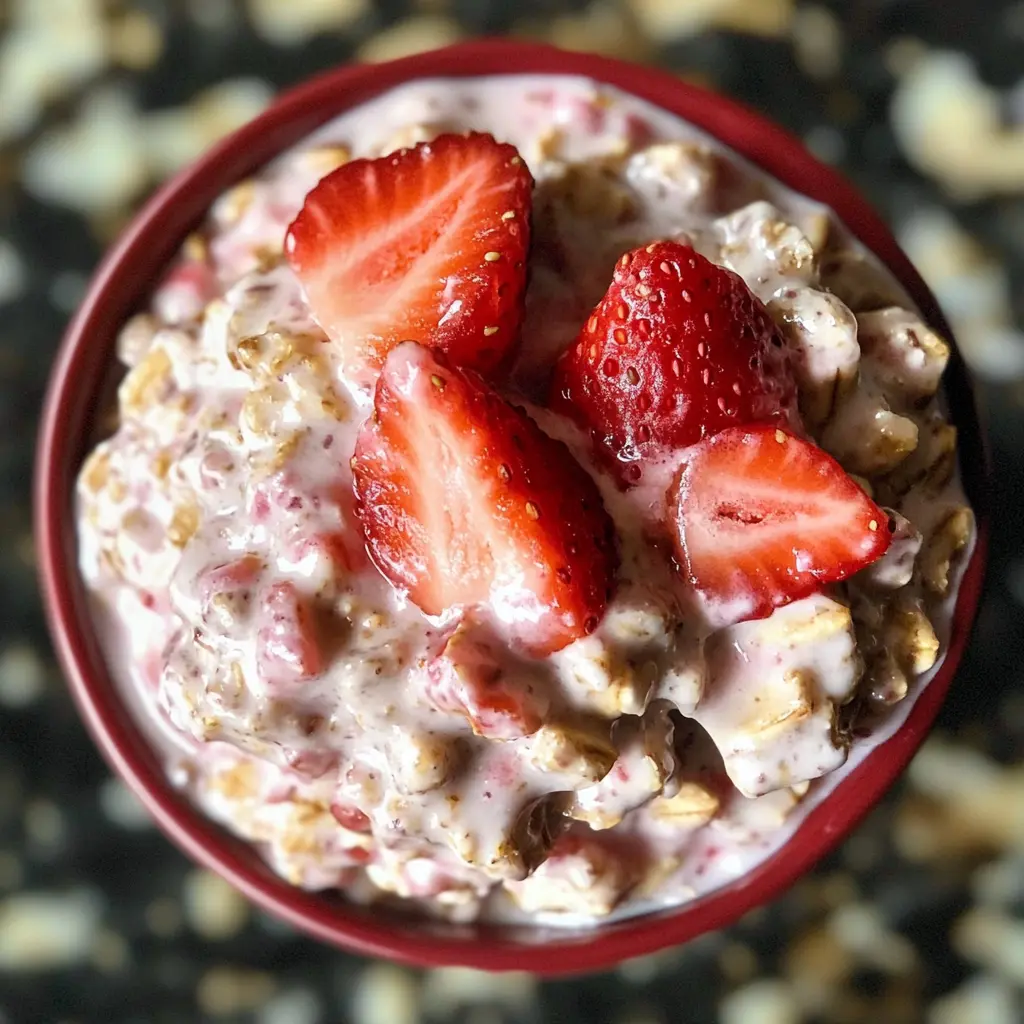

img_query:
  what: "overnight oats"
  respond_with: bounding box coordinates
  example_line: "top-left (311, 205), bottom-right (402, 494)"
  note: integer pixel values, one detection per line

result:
top-left (76, 75), bottom-right (974, 924)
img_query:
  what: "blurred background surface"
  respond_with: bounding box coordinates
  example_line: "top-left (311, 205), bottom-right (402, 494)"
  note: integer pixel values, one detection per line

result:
top-left (1, 1), bottom-right (1023, 1021)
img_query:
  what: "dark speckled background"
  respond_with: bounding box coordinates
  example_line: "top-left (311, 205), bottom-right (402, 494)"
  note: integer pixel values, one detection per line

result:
top-left (1, 2), bottom-right (1023, 1022)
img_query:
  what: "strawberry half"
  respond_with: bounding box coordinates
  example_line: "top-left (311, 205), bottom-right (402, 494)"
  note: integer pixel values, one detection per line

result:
top-left (351, 342), bottom-right (618, 655)
top-left (550, 241), bottom-right (797, 484)
top-left (670, 426), bottom-right (892, 622)
top-left (286, 133), bottom-right (533, 385)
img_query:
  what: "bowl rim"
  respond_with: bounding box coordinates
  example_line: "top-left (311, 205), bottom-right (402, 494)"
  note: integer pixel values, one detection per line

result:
top-left (34, 38), bottom-right (990, 975)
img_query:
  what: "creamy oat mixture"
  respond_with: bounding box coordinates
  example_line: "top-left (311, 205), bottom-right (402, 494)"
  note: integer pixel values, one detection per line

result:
top-left (77, 76), bottom-right (973, 924)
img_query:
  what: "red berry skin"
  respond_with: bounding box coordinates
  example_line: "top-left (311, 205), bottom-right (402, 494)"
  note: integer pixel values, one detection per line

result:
top-left (550, 240), bottom-right (798, 484)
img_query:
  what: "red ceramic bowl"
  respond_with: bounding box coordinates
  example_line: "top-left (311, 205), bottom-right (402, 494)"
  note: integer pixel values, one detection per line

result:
top-left (35, 39), bottom-right (988, 975)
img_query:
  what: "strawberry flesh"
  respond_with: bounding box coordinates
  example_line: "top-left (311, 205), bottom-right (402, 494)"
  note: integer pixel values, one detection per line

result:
top-left (351, 342), bottom-right (617, 655)
top-left (670, 425), bottom-right (892, 622)
top-left (424, 625), bottom-right (546, 740)
top-left (550, 240), bottom-right (798, 484)
top-left (255, 580), bottom-right (322, 686)
top-left (286, 133), bottom-right (533, 385)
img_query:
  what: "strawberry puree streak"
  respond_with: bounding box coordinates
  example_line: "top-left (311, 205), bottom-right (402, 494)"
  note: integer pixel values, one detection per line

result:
top-left (76, 75), bottom-right (972, 925)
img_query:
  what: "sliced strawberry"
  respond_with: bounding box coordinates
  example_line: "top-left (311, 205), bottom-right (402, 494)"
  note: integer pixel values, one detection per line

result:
top-left (255, 581), bottom-right (322, 686)
top-left (670, 426), bottom-right (892, 622)
top-left (423, 623), bottom-right (547, 740)
top-left (285, 132), bottom-right (533, 385)
top-left (197, 556), bottom-right (262, 607)
top-left (330, 803), bottom-right (372, 833)
top-left (550, 241), bottom-right (798, 484)
top-left (351, 342), bottom-right (617, 655)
